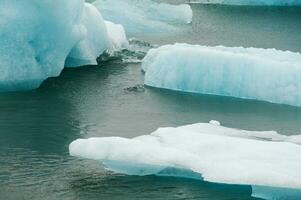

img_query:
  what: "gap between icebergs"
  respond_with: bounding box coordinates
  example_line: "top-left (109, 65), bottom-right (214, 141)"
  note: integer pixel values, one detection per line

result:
top-left (70, 120), bottom-right (301, 200)
top-left (142, 43), bottom-right (301, 107)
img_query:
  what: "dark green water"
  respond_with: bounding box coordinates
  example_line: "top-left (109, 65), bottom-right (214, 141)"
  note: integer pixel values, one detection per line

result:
top-left (1, 4), bottom-right (301, 200)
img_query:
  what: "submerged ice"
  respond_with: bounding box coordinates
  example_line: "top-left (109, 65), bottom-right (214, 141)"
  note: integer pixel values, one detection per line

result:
top-left (142, 44), bottom-right (301, 107)
top-left (93, 0), bottom-right (192, 34)
top-left (70, 121), bottom-right (301, 200)
top-left (0, 0), bottom-right (128, 91)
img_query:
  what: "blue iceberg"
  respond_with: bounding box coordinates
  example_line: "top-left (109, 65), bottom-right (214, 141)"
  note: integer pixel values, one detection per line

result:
top-left (70, 121), bottom-right (301, 200)
top-left (142, 44), bottom-right (301, 107)
top-left (0, 0), bottom-right (128, 92)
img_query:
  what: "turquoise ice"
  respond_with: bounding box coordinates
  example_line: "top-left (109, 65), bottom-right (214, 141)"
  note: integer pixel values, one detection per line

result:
top-left (70, 121), bottom-right (301, 200)
top-left (0, 0), bottom-right (127, 92)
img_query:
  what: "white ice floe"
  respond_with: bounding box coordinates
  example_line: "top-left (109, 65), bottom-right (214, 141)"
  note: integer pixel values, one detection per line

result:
top-left (142, 43), bottom-right (301, 107)
top-left (194, 0), bottom-right (301, 6)
top-left (93, 0), bottom-right (192, 34)
top-left (70, 121), bottom-right (301, 199)
top-left (0, 0), bottom-right (128, 91)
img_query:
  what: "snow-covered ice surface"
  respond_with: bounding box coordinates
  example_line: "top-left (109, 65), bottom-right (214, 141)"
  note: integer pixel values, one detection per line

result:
top-left (0, 0), bottom-right (128, 91)
top-left (93, 0), bottom-right (192, 34)
top-left (194, 0), bottom-right (301, 6)
top-left (142, 44), bottom-right (301, 107)
top-left (70, 121), bottom-right (301, 200)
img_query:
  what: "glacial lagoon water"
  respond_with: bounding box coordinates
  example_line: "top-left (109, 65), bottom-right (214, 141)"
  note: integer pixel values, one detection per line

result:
top-left (1, 4), bottom-right (301, 200)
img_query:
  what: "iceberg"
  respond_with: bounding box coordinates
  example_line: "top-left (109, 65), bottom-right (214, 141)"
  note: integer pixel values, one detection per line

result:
top-left (70, 121), bottom-right (301, 200)
top-left (64, 3), bottom-right (111, 68)
top-left (104, 21), bottom-right (129, 51)
top-left (0, 0), bottom-right (128, 91)
top-left (93, 0), bottom-right (192, 34)
top-left (142, 44), bottom-right (301, 107)
top-left (194, 0), bottom-right (301, 6)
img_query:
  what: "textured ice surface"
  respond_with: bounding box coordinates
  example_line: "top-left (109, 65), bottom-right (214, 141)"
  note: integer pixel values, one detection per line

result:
top-left (142, 44), bottom-right (301, 107)
top-left (194, 0), bottom-right (301, 6)
top-left (70, 121), bottom-right (301, 199)
top-left (93, 0), bottom-right (192, 34)
top-left (0, 0), bottom-right (127, 91)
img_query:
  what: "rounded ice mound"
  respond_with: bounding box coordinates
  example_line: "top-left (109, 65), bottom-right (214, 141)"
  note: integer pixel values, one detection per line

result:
top-left (195, 0), bottom-right (301, 6)
top-left (70, 121), bottom-right (301, 199)
top-left (142, 43), bottom-right (301, 107)
top-left (93, 0), bottom-right (192, 34)
top-left (65, 3), bottom-right (111, 68)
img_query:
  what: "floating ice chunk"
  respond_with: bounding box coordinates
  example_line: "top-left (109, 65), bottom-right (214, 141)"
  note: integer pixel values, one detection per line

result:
top-left (65, 3), bottom-right (111, 67)
top-left (93, 0), bottom-right (192, 34)
top-left (70, 121), bottom-right (301, 199)
top-left (194, 0), bottom-right (301, 6)
top-left (0, 0), bottom-right (127, 91)
top-left (142, 44), bottom-right (301, 107)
